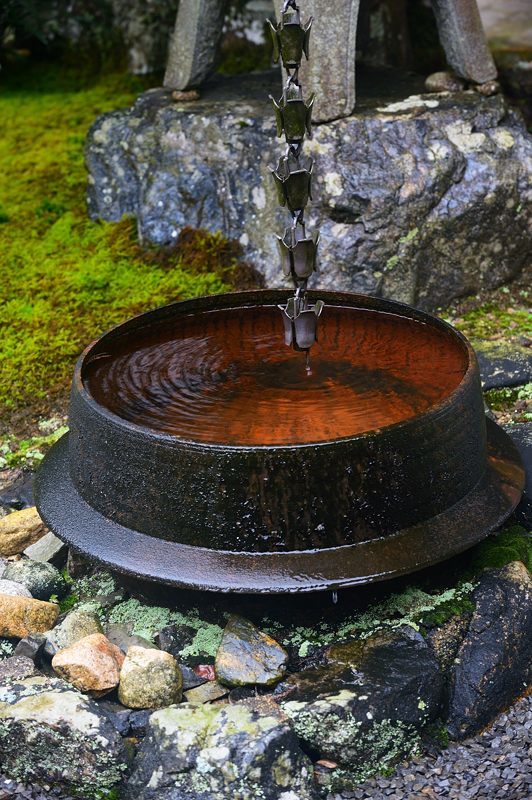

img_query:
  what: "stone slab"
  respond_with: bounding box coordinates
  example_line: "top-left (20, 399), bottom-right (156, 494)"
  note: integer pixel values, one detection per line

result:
top-left (475, 341), bottom-right (531, 390)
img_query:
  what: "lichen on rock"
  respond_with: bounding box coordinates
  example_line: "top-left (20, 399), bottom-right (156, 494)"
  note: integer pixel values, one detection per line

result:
top-left (277, 629), bottom-right (442, 780)
top-left (0, 675), bottom-right (128, 798)
top-left (126, 701), bottom-right (317, 799)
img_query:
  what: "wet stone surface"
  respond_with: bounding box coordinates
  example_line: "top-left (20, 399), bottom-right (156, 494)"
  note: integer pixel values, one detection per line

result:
top-left (215, 614), bottom-right (289, 686)
top-left (0, 676), bottom-right (128, 798)
top-left (475, 340), bottom-right (532, 390)
top-left (276, 629), bottom-right (443, 775)
top-left (447, 561), bottom-right (532, 740)
top-left (86, 71), bottom-right (532, 310)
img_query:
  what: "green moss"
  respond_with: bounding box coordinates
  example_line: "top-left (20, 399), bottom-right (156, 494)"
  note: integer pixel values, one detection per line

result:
top-left (399, 227), bottom-right (419, 244)
top-left (449, 303), bottom-right (532, 341)
top-left (107, 598), bottom-right (224, 660)
top-left (57, 592), bottom-right (79, 614)
top-left (0, 424), bottom-right (68, 468)
top-left (470, 525), bottom-right (531, 573)
top-left (385, 255), bottom-right (399, 272)
top-left (484, 383), bottom-right (532, 423)
top-left (0, 63), bottom-right (255, 430)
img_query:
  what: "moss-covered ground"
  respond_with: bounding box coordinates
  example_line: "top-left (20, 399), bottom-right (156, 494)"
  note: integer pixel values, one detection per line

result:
top-left (0, 61), bottom-right (260, 440)
top-left (442, 279), bottom-right (531, 424)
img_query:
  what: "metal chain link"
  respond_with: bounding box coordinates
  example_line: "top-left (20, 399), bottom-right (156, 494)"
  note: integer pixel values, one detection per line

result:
top-left (268, 0), bottom-right (323, 361)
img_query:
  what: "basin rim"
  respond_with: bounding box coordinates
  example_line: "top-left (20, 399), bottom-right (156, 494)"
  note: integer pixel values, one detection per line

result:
top-left (74, 289), bottom-right (477, 452)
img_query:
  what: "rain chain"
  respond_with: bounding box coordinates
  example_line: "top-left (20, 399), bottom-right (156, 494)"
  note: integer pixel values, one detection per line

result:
top-left (268, 0), bottom-right (324, 363)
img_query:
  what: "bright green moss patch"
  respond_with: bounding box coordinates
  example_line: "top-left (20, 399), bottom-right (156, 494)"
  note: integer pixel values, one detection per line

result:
top-left (0, 62), bottom-right (257, 433)
top-left (484, 383), bottom-right (532, 423)
top-left (0, 422), bottom-right (69, 468)
top-left (469, 525), bottom-right (532, 573)
top-left (448, 301), bottom-right (532, 341)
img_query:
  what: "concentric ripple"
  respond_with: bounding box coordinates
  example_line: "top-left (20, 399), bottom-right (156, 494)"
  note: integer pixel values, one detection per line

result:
top-left (83, 304), bottom-right (468, 445)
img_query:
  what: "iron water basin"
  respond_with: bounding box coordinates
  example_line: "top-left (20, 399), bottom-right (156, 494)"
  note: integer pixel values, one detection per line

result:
top-left (35, 290), bottom-right (525, 593)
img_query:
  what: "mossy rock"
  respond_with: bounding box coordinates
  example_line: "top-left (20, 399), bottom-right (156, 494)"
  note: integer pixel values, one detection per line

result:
top-left (0, 675), bottom-right (128, 798)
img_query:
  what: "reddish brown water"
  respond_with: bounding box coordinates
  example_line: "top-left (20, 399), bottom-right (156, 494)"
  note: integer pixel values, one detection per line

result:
top-left (84, 304), bottom-right (468, 446)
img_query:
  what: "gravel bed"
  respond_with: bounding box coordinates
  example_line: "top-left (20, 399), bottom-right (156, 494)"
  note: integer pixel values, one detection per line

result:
top-left (0, 696), bottom-right (530, 799)
top-left (333, 695), bottom-right (532, 800)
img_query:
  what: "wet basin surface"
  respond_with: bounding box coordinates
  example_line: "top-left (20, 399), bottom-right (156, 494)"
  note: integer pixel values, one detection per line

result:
top-left (84, 304), bottom-right (468, 446)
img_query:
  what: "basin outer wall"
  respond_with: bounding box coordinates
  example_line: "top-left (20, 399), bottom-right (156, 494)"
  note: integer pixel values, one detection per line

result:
top-left (68, 290), bottom-right (487, 554)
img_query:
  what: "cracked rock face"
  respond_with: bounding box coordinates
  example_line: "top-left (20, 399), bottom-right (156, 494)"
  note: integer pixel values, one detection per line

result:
top-left (125, 701), bottom-right (317, 799)
top-left (86, 74), bottom-right (532, 310)
top-left (0, 675), bottom-right (127, 798)
top-left (447, 561), bottom-right (532, 740)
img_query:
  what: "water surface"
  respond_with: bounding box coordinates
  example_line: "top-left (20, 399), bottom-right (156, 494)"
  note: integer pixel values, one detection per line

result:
top-left (84, 304), bottom-right (468, 445)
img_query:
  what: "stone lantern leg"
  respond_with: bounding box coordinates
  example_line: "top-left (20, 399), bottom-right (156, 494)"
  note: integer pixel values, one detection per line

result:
top-left (164, 0), bottom-right (227, 91)
top-left (431, 0), bottom-right (497, 85)
top-left (276, 0), bottom-right (497, 122)
top-left (165, 0), bottom-right (496, 123)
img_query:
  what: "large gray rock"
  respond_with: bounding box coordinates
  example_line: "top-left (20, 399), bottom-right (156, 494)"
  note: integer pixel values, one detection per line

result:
top-left (0, 675), bottom-right (127, 798)
top-left (447, 561), bottom-right (532, 740)
top-left (275, 629), bottom-right (443, 774)
top-left (86, 74), bottom-right (532, 310)
top-left (125, 701), bottom-right (317, 799)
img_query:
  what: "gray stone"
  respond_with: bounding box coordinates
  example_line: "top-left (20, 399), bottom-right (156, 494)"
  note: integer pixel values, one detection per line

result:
top-left (215, 614), bottom-right (288, 687)
top-left (164, 0), bottom-right (226, 90)
top-left (47, 609), bottom-right (103, 651)
top-left (106, 622), bottom-right (159, 654)
top-left (86, 78), bottom-right (531, 311)
top-left (447, 561), bottom-right (532, 740)
top-left (431, 0), bottom-right (497, 84)
top-left (0, 675), bottom-right (127, 797)
top-left (0, 579), bottom-right (32, 598)
top-left (476, 340), bottom-right (532, 390)
top-left (98, 699), bottom-right (133, 736)
top-left (277, 629), bottom-right (443, 774)
top-left (183, 679), bottom-right (229, 705)
top-left (0, 655), bottom-right (38, 682)
top-left (13, 633), bottom-right (47, 665)
top-left (118, 645), bottom-right (183, 709)
top-left (180, 662), bottom-right (208, 690)
top-left (505, 423), bottom-right (532, 528)
top-left (23, 531), bottom-right (67, 566)
top-left (2, 558), bottom-right (68, 601)
top-left (425, 71), bottom-right (466, 93)
top-left (125, 701), bottom-right (317, 799)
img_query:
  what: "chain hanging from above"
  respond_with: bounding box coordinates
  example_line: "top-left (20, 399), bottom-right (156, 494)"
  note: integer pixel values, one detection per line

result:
top-left (268, 0), bottom-right (323, 362)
